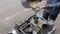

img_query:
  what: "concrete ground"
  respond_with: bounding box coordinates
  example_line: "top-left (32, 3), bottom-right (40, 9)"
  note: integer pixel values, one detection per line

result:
top-left (0, 0), bottom-right (60, 34)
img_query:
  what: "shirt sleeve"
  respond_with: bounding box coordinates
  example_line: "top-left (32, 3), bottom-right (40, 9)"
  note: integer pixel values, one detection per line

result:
top-left (51, 2), bottom-right (60, 8)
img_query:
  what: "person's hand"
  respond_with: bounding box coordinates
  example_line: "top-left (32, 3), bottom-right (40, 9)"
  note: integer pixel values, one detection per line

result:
top-left (42, 4), bottom-right (52, 9)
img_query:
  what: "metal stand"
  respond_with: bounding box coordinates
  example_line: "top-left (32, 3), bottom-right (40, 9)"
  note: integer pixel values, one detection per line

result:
top-left (8, 6), bottom-right (55, 34)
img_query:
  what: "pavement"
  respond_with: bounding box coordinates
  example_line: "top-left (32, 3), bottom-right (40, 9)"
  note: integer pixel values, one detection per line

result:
top-left (0, 0), bottom-right (60, 34)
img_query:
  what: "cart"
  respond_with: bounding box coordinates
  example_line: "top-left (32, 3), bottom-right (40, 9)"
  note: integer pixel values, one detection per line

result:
top-left (8, 0), bottom-right (55, 34)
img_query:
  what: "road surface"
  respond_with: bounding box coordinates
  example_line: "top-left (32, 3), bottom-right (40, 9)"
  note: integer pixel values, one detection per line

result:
top-left (0, 0), bottom-right (60, 34)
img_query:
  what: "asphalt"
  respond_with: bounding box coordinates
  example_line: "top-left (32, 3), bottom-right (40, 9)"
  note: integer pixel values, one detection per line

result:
top-left (0, 0), bottom-right (60, 34)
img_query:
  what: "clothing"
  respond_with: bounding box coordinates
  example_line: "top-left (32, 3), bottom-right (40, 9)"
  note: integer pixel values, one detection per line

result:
top-left (43, 0), bottom-right (60, 21)
top-left (44, 0), bottom-right (60, 15)
top-left (43, 11), bottom-right (58, 21)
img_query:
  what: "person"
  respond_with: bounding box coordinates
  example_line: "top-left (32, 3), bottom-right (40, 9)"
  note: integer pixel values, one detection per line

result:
top-left (42, 0), bottom-right (60, 34)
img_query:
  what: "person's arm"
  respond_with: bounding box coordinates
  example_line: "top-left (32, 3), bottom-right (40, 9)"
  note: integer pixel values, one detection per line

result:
top-left (51, 2), bottom-right (60, 8)
top-left (43, 2), bottom-right (60, 9)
